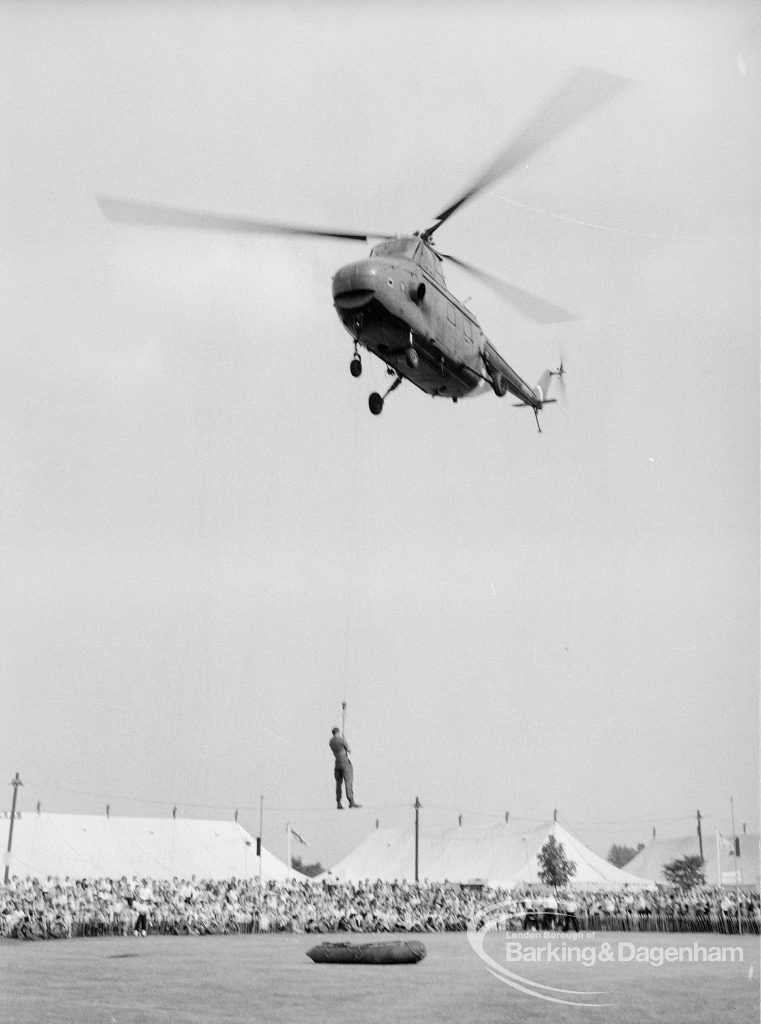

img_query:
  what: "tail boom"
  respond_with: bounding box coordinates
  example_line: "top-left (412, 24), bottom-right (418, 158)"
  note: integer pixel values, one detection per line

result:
top-left (482, 341), bottom-right (542, 408)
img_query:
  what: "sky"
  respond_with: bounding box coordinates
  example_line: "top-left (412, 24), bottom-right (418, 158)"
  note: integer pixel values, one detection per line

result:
top-left (1, 0), bottom-right (759, 872)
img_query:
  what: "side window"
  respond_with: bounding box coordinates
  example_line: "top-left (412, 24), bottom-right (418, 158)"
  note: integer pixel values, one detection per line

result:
top-left (464, 316), bottom-right (472, 342)
top-left (447, 303), bottom-right (456, 326)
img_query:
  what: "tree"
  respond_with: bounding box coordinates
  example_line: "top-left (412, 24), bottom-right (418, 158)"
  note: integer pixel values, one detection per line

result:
top-left (537, 835), bottom-right (577, 889)
top-left (662, 854), bottom-right (705, 889)
top-left (291, 855), bottom-right (325, 878)
top-left (607, 842), bottom-right (645, 868)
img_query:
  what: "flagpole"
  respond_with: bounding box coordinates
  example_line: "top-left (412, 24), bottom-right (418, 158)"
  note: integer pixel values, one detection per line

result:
top-left (523, 836), bottom-right (533, 883)
top-left (730, 796), bottom-right (743, 884)
top-left (730, 796), bottom-right (742, 934)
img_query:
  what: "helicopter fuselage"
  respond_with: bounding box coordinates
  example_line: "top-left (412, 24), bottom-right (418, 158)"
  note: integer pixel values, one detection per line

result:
top-left (332, 235), bottom-right (541, 408)
top-left (100, 68), bottom-right (627, 422)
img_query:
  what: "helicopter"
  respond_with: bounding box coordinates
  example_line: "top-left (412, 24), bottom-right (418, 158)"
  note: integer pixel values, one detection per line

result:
top-left (99, 67), bottom-right (628, 428)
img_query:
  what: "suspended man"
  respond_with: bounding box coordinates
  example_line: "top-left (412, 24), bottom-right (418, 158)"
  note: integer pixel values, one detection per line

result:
top-left (329, 727), bottom-right (360, 809)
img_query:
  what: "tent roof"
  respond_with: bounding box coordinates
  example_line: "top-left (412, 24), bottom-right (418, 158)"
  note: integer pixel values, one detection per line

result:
top-left (0, 812), bottom-right (302, 882)
top-left (325, 821), bottom-right (654, 888)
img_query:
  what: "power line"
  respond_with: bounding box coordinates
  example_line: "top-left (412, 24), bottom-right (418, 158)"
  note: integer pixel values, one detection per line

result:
top-left (563, 815), bottom-right (697, 827)
top-left (12, 780), bottom-right (753, 831)
top-left (13, 782), bottom-right (411, 816)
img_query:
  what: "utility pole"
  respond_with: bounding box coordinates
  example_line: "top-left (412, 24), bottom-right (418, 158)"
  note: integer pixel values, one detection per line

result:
top-left (414, 796), bottom-right (421, 882)
top-left (696, 809), bottom-right (703, 860)
top-left (258, 794), bottom-right (264, 882)
top-left (4, 773), bottom-right (23, 884)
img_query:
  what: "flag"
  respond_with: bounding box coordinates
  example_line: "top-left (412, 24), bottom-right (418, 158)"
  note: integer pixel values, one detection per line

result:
top-left (288, 826), bottom-right (310, 846)
top-left (718, 832), bottom-right (735, 855)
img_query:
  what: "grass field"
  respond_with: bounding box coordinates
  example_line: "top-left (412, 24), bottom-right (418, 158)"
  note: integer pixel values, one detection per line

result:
top-left (1, 931), bottom-right (758, 1024)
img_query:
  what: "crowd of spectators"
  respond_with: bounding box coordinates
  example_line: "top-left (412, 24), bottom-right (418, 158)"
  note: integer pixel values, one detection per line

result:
top-left (1, 875), bottom-right (758, 940)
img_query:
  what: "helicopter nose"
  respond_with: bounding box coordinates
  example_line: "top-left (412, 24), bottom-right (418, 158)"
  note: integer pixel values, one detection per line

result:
top-left (332, 259), bottom-right (378, 309)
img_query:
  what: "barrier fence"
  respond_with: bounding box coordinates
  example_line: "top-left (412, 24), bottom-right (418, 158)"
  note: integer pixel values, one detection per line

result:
top-left (3, 911), bottom-right (759, 940)
top-left (2, 882), bottom-right (759, 940)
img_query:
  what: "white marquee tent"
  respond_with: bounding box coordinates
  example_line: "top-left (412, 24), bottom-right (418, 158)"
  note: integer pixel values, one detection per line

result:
top-left (325, 820), bottom-right (654, 888)
top-left (0, 812), bottom-right (302, 882)
top-left (624, 832), bottom-right (760, 888)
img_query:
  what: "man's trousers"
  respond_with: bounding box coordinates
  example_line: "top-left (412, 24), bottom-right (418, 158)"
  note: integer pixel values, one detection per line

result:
top-left (334, 763), bottom-right (354, 805)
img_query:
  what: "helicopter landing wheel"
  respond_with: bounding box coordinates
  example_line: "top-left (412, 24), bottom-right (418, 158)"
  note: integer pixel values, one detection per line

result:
top-left (350, 355), bottom-right (362, 378)
top-left (491, 371), bottom-right (508, 398)
top-left (368, 392), bottom-right (384, 416)
top-left (405, 346), bottom-right (419, 370)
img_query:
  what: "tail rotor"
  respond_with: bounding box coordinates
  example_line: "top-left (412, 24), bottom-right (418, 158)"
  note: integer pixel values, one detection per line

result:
top-left (550, 356), bottom-right (567, 401)
top-left (525, 355), bottom-right (567, 431)
top-left (533, 355), bottom-right (566, 407)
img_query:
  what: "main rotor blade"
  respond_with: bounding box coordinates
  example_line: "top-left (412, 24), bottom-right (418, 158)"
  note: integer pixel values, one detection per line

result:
top-left (98, 196), bottom-right (391, 243)
top-left (423, 67), bottom-right (631, 238)
top-left (440, 252), bottom-right (580, 324)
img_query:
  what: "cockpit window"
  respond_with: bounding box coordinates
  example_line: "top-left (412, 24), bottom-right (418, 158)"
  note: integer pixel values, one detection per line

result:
top-left (370, 237), bottom-right (418, 259)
